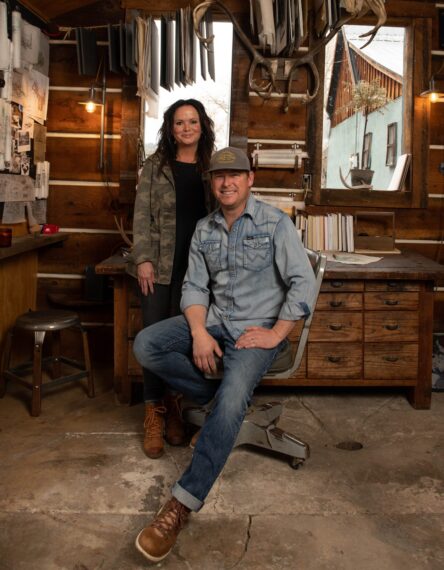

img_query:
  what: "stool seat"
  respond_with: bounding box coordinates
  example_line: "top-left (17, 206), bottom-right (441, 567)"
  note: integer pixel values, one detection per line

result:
top-left (1, 309), bottom-right (94, 416)
top-left (14, 310), bottom-right (80, 332)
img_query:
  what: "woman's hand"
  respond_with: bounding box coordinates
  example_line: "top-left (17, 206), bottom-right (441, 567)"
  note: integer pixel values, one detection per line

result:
top-left (137, 261), bottom-right (155, 296)
top-left (235, 326), bottom-right (282, 350)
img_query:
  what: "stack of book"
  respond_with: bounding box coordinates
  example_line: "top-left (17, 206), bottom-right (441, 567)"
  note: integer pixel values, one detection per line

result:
top-left (295, 212), bottom-right (355, 252)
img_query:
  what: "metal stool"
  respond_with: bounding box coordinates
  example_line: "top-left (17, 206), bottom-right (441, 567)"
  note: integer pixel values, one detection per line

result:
top-left (0, 310), bottom-right (94, 416)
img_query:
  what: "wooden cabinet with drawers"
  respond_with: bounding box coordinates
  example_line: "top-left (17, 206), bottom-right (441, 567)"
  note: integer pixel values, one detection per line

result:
top-left (96, 250), bottom-right (444, 410)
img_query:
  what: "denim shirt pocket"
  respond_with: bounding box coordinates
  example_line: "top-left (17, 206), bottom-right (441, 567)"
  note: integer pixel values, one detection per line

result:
top-left (243, 234), bottom-right (272, 271)
top-left (199, 240), bottom-right (222, 272)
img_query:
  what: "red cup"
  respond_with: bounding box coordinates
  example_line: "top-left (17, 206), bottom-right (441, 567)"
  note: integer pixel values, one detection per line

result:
top-left (0, 228), bottom-right (12, 247)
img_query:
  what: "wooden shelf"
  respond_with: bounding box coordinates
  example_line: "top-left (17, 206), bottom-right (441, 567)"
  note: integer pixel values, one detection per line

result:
top-left (0, 233), bottom-right (68, 263)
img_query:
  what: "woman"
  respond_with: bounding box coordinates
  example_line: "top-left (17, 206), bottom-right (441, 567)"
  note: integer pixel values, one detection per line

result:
top-left (131, 99), bottom-right (215, 459)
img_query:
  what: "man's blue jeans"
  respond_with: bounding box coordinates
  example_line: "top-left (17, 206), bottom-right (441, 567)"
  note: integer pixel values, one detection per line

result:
top-left (133, 315), bottom-right (285, 512)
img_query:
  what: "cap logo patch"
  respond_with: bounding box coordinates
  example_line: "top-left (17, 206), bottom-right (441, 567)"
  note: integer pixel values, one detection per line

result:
top-left (217, 150), bottom-right (236, 164)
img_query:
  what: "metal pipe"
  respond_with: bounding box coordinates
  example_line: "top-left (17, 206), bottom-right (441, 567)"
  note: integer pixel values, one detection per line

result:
top-left (99, 65), bottom-right (106, 170)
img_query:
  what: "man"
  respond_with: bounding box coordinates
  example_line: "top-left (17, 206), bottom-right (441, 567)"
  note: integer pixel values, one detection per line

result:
top-left (133, 146), bottom-right (316, 563)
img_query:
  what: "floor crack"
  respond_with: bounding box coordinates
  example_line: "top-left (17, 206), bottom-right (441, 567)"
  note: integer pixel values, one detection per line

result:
top-left (297, 396), bottom-right (337, 442)
top-left (228, 515), bottom-right (252, 568)
top-left (360, 396), bottom-right (394, 429)
top-left (164, 449), bottom-right (181, 475)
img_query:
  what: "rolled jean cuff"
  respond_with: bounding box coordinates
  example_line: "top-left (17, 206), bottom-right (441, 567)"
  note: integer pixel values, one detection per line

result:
top-left (172, 482), bottom-right (203, 512)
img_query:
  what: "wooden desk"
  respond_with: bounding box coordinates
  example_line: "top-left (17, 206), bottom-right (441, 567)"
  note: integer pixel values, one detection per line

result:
top-left (96, 250), bottom-right (444, 409)
top-left (0, 233), bottom-right (68, 355)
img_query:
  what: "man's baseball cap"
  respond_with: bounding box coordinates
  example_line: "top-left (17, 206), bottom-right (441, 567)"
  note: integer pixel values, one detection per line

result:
top-left (208, 146), bottom-right (251, 172)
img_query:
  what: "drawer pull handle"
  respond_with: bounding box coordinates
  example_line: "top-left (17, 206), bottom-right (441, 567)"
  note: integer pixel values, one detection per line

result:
top-left (384, 300), bottom-right (399, 306)
top-left (384, 323), bottom-right (399, 331)
top-left (388, 282), bottom-right (398, 288)
top-left (384, 356), bottom-right (399, 363)
top-left (331, 281), bottom-right (344, 288)
top-left (327, 356), bottom-right (341, 363)
top-left (330, 301), bottom-right (343, 308)
top-left (329, 324), bottom-right (343, 331)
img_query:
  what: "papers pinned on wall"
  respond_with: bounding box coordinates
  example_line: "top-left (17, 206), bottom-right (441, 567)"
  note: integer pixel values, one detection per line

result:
top-left (0, 172), bottom-right (35, 201)
top-left (34, 160), bottom-right (50, 199)
top-left (0, 2), bottom-right (9, 70)
top-left (11, 68), bottom-right (49, 123)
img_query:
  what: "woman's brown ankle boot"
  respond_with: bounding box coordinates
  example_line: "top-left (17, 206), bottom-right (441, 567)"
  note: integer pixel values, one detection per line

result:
top-left (164, 393), bottom-right (186, 446)
top-left (143, 403), bottom-right (166, 458)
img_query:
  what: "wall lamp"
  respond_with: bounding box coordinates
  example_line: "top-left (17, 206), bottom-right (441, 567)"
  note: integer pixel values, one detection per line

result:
top-left (420, 77), bottom-right (444, 103)
top-left (420, 61), bottom-right (444, 103)
top-left (79, 64), bottom-right (106, 170)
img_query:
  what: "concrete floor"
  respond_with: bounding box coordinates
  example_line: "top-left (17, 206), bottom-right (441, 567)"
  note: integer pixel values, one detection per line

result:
top-left (1, 370), bottom-right (443, 570)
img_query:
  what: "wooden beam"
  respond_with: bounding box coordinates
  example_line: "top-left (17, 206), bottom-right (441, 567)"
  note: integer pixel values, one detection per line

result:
top-left (19, 1), bottom-right (99, 22)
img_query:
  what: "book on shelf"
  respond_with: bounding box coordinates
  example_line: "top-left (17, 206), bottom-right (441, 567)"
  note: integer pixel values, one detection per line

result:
top-left (295, 211), bottom-right (354, 252)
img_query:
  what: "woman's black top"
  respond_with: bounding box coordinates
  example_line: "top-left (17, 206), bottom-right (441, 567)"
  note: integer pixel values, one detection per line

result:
top-left (171, 160), bottom-right (207, 281)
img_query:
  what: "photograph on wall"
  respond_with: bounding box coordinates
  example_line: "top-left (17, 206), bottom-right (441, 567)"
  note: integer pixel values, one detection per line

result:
top-left (11, 71), bottom-right (26, 107)
top-left (20, 154), bottom-right (30, 175)
top-left (22, 113), bottom-right (34, 138)
top-left (17, 130), bottom-right (31, 152)
top-left (10, 102), bottom-right (22, 129)
top-left (10, 153), bottom-right (21, 174)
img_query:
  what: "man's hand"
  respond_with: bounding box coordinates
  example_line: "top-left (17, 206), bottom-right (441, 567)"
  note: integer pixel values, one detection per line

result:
top-left (235, 326), bottom-right (283, 350)
top-left (137, 261), bottom-right (155, 296)
top-left (192, 329), bottom-right (223, 375)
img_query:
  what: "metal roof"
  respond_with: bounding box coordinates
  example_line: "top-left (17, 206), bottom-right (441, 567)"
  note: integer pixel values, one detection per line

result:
top-left (344, 25), bottom-right (405, 78)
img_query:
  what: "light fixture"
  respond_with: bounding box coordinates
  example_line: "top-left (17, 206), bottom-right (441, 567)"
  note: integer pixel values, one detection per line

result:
top-left (78, 61), bottom-right (107, 170)
top-left (81, 86), bottom-right (102, 113)
top-left (420, 60), bottom-right (444, 102)
top-left (420, 77), bottom-right (444, 102)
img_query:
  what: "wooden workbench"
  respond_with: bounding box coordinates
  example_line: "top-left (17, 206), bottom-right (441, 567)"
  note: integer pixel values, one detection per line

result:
top-left (96, 250), bottom-right (444, 409)
top-left (0, 233), bottom-right (68, 354)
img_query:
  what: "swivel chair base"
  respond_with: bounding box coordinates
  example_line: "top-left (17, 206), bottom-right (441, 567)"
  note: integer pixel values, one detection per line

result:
top-left (183, 402), bottom-right (310, 469)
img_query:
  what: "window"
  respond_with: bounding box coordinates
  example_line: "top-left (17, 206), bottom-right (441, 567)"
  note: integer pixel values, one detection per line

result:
top-left (362, 133), bottom-right (373, 169)
top-left (143, 21), bottom-right (233, 156)
top-left (350, 153), bottom-right (359, 169)
top-left (386, 122), bottom-right (397, 166)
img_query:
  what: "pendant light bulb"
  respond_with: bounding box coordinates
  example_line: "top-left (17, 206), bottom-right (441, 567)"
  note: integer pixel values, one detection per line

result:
top-left (85, 100), bottom-right (96, 113)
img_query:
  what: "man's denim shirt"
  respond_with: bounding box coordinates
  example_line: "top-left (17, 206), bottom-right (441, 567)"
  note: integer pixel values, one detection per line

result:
top-left (181, 195), bottom-right (316, 340)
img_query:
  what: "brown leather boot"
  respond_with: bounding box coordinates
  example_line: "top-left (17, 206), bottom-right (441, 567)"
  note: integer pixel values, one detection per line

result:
top-left (164, 392), bottom-right (186, 446)
top-left (143, 403), bottom-right (166, 459)
top-left (135, 497), bottom-right (190, 562)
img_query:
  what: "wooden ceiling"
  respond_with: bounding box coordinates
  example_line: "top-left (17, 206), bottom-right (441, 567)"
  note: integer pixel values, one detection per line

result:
top-left (20, 1), bottom-right (96, 21)
top-left (19, 1), bottom-right (123, 25)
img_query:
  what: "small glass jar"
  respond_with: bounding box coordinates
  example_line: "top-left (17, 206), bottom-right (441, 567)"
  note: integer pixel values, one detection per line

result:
top-left (0, 228), bottom-right (12, 247)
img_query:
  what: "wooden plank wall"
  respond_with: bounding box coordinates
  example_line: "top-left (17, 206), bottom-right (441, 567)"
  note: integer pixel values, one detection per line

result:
top-left (37, 7), bottom-right (138, 360)
top-left (37, 0), bottom-right (443, 366)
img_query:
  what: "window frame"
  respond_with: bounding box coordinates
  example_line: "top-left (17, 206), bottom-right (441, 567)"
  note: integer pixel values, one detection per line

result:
top-left (386, 122), bottom-right (398, 166)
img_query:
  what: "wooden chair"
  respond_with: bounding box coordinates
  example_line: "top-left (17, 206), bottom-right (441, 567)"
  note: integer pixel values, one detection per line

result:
top-left (184, 248), bottom-right (327, 469)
